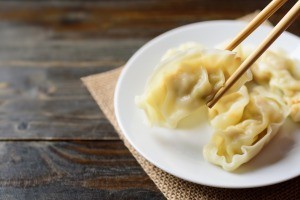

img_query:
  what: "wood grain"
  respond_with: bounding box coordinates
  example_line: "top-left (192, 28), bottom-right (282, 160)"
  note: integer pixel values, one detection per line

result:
top-left (0, 141), bottom-right (164, 199)
top-left (0, 0), bottom-right (297, 39)
top-left (0, 23), bottom-right (144, 140)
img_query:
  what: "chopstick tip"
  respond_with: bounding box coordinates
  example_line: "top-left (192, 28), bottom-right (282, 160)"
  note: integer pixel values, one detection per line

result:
top-left (206, 100), bottom-right (215, 109)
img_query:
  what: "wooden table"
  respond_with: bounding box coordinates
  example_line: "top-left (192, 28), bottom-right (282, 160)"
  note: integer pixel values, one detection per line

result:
top-left (0, 1), bottom-right (298, 199)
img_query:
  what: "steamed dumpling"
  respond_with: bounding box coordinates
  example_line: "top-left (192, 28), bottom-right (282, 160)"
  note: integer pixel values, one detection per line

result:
top-left (209, 86), bottom-right (249, 129)
top-left (267, 54), bottom-right (300, 121)
top-left (204, 86), bottom-right (289, 171)
top-left (136, 44), bottom-right (252, 128)
top-left (236, 46), bottom-right (300, 122)
top-left (135, 42), bottom-right (297, 172)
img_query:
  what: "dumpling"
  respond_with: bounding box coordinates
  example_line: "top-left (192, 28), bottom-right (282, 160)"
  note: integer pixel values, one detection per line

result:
top-left (267, 56), bottom-right (300, 121)
top-left (204, 86), bottom-right (289, 171)
top-left (209, 86), bottom-right (249, 129)
top-left (288, 93), bottom-right (300, 121)
top-left (236, 46), bottom-right (300, 122)
top-left (161, 42), bottom-right (204, 61)
top-left (136, 44), bottom-right (252, 128)
top-left (252, 50), bottom-right (297, 85)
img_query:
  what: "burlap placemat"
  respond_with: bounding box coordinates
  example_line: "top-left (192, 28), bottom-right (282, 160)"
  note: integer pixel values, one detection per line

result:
top-left (82, 13), bottom-right (300, 200)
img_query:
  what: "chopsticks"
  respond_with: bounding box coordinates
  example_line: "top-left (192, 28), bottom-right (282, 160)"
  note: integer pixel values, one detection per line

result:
top-left (207, 0), bottom-right (300, 108)
top-left (225, 0), bottom-right (288, 51)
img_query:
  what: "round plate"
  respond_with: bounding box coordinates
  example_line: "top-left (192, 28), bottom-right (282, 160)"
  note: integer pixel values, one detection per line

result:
top-left (114, 20), bottom-right (300, 188)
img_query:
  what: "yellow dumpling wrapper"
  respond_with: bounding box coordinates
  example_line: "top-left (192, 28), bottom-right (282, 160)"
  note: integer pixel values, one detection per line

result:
top-left (204, 86), bottom-right (289, 171)
top-left (236, 46), bottom-right (300, 122)
top-left (136, 44), bottom-right (252, 128)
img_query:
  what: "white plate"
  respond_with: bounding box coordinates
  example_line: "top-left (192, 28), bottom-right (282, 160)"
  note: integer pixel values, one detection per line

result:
top-left (114, 20), bottom-right (300, 188)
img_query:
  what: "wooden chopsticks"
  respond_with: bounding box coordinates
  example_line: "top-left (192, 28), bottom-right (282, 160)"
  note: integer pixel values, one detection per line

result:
top-left (207, 0), bottom-right (300, 108)
top-left (225, 0), bottom-right (288, 51)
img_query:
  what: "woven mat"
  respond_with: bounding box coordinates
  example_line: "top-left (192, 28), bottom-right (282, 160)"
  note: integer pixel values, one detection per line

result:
top-left (82, 13), bottom-right (300, 200)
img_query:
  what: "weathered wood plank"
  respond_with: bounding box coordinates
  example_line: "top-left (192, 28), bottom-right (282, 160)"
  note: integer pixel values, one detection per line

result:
top-left (0, 22), bottom-right (145, 140)
top-left (0, 0), bottom-right (298, 39)
top-left (0, 187), bottom-right (164, 200)
top-left (0, 27), bottom-right (143, 140)
top-left (0, 36), bottom-right (145, 62)
top-left (0, 64), bottom-right (120, 139)
top-left (0, 141), bottom-right (165, 200)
